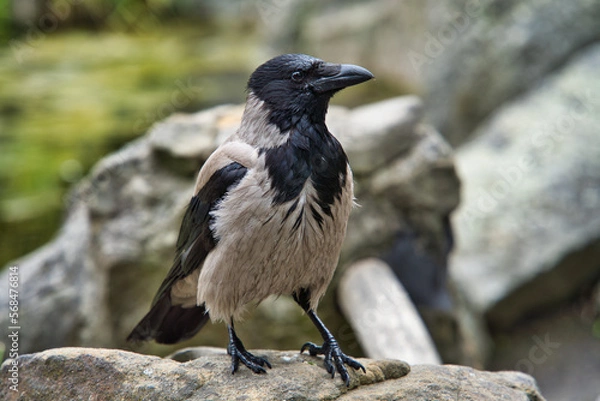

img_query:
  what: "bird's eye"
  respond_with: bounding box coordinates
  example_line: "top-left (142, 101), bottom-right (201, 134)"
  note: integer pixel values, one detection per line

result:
top-left (291, 71), bottom-right (304, 82)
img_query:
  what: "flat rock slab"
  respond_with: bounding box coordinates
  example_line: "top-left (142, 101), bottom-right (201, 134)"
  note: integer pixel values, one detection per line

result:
top-left (0, 347), bottom-right (545, 401)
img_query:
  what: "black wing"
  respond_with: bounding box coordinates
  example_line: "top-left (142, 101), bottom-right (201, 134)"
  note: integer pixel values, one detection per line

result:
top-left (127, 162), bottom-right (248, 344)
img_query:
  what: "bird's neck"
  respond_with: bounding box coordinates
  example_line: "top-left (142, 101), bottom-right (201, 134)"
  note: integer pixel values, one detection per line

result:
top-left (261, 111), bottom-right (348, 206)
top-left (237, 91), bottom-right (348, 210)
top-left (237, 93), bottom-right (330, 149)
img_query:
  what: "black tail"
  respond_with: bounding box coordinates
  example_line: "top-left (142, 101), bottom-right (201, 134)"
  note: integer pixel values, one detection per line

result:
top-left (127, 293), bottom-right (210, 345)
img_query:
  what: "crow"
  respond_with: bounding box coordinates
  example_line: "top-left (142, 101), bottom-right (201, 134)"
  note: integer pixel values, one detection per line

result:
top-left (127, 53), bottom-right (374, 385)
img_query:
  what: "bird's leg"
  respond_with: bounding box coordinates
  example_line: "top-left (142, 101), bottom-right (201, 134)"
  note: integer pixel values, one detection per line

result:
top-left (227, 323), bottom-right (271, 374)
top-left (300, 311), bottom-right (366, 385)
top-left (293, 289), bottom-right (365, 386)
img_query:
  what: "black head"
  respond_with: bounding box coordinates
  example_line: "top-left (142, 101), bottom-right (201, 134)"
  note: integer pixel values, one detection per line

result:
top-left (247, 54), bottom-right (374, 129)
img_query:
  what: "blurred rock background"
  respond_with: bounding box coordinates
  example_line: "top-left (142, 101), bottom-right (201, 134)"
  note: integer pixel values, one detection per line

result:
top-left (1, 1), bottom-right (599, 400)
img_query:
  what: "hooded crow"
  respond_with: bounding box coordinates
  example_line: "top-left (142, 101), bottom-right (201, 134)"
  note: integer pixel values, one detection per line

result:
top-left (127, 53), bottom-right (374, 385)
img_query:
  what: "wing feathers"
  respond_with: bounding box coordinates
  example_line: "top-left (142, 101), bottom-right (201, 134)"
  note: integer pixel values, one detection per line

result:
top-left (127, 144), bottom-right (252, 344)
top-left (194, 141), bottom-right (258, 194)
top-left (126, 292), bottom-right (210, 344)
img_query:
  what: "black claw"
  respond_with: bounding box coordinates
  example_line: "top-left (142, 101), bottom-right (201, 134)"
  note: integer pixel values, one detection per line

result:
top-left (347, 357), bottom-right (366, 373)
top-left (299, 338), bottom-right (364, 386)
top-left (230, 352), bottom-right (240, 374)
top-left (300, 342), bottom-right (321, 357)
top-left (229, 345), bottom-right (270, 374)
top-left (249, 354), bottom-right (271, 370)
top-left (228, 325), bottom-right (271, 375)
top-left (293, 298), bottom-right (365, 386)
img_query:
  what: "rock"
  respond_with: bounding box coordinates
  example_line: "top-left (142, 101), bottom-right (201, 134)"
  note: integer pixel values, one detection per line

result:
top-left (341, 122), bottom-right (459, 266)
top-left (330, 96), bottom-right (424, 176)
top-left (0, 96), bottom-right (460, 362)
top-left (367, 124), bottom-right (457, 213)
top-left (149, 104), bottom-right (242, 161)
top-left (0, 136), bottom-right (196, 355)
top-left (450, 42), bottom-right (600, 331)
top-left (0, 347), bottom-right (547, 401)
top-left (266, 0), bottom-right (476, 97)
top-left (270, 1), bottom-right (600, 145)
top-left (424, 0), bottom-right (600, 144)
top-left (338, 258), bottom-right (441, 364)
top-left (381, 227), bottom-right (453, 312)
top-left (389, 364), bottom-right (546, 401)
top-left (296, 0), bottom-right (429, 92)
top-left (0, 205), bottom-right (111, 354)
top-left (489, 295), bottom-right (600, 401)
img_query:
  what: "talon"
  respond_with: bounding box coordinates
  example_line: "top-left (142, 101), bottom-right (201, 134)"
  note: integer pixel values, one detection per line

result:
top-left (346, 357), bottom-right (366, 373)
top-left (230, 355), bottom-right (239, 374)
top-left (261, 358), bottom-right (272, 370)
top-left (325, 360), bottom-right (335, 376)
top-left (300, 342), bottom-right (321, 357)
top-left (340, 371), bottom-right (350, 386)
top-left (293, 305), bottom-right (365, 386)
top-left (300, 336), bottom-right (362, 386)
top-left (231, 349), bottom-right (269, 374)
top-left (228, 325), bottom-right (271, 374)
top-left (338, 366), bottom-right (350, 385)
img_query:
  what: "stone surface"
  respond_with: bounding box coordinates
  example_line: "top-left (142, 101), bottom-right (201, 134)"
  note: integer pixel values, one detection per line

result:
top-left (347, 364), bottom-right (546, 401)
top-left (338, 258), bottom-right (441, 365)
top-left (329, 96), bottom-right (424, 176)
top-left (254, 0), bottom-right (415, 91)
top-left (341, 122), bottom-right (459, 267)
top-left (489, 295), bottom-right (600, 401)
top-left (0, 204), bottom-right (110, 353)
top-left (424, 0), bottom-right (600, 144)
top-left (296, 0), bottom-right (429, 93)
top-left (264, 0), bottom-right (600, 146)
top-left (450, 42), bottom-right (600, 331)
top-left (0, 96), bottom-right (459, 359)
top-left (149, 105), bottom-right (243, 161)
top-left (0, 347), bottom-right (547, 401)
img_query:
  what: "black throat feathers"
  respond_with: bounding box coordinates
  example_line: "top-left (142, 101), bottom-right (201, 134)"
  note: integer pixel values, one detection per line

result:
top-left (261, 115), bottom-right (348, 220)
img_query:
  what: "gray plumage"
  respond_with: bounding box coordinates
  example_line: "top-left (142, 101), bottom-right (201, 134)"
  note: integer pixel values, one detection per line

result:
top-left (128, 54), bottom-right (374, 385)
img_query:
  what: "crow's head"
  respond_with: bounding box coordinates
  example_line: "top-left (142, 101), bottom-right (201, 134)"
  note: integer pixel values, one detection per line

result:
top-left (247, 54), bottom-right (373, 129)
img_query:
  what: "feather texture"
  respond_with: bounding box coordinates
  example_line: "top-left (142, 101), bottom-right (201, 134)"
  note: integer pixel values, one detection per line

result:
top-left (128, 54), bottom-right (372, 353)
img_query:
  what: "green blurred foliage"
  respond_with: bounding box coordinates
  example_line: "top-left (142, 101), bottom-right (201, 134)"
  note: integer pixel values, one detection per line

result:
top-left (0, 2), bottom-right (258, 266)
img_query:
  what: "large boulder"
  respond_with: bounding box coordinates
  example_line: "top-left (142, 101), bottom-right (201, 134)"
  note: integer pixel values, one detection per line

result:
top-left (0, 96), bottom-right (459, 359)
top-left (254, 0), bottom-right (600, 146)
top-left (489, 292), bottom-right (600, 401)
top-left (0, 347), bottom-right (546, 401)
top-left (448, 39), bottom-right (600, 384)
top-left (451, 41), bottom-right (600, 331)
top-left (424, 0), bottom-right (600, 144)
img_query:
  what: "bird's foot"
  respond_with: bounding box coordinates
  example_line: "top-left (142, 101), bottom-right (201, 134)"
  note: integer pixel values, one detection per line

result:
top-left (300, 338), bottom-right (365, 385)
top-left (228, 335), bottom-right (271, 374)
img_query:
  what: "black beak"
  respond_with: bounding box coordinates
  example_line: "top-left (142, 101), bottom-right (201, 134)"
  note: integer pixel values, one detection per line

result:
top-left (310, 63), bottom-right (374, 94)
